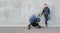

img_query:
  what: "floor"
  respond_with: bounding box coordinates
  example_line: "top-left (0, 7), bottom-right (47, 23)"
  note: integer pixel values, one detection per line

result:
top-left (0, 26), bottom-right (60, 33)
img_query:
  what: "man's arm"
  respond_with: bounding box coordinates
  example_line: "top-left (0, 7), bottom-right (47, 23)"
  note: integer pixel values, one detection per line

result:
top-left (41, 10), bottom-right (44, 16)
top-left (37, 9), bottom-right (44, 17)
top-left (48, 8), bottom-right (50, 15)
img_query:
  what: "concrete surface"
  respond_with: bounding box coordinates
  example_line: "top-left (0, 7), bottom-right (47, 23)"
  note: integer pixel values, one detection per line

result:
top-left (0, 27), bottom-right (60, 33)
top-left (0, 0), bottom-right (60, 26)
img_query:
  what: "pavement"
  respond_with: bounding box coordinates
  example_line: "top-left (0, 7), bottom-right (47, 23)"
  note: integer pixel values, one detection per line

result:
top-left (0, 26), bottom-right (60, 33)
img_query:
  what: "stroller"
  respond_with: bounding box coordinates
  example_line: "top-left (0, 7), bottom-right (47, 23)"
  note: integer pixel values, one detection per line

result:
top-left (28, 14), bottom-right (41, 29)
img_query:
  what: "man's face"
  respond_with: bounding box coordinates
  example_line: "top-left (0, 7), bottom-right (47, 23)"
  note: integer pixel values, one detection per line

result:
top-left (43, 4), bottom-right (47, 8)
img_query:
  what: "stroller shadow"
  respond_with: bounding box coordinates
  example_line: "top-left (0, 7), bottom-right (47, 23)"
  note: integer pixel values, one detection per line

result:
top-left (34, 26), bottom-right (50, 29)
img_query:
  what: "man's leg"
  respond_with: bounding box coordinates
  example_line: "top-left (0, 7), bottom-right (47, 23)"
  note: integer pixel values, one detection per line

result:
top-left (45, 19), bottom-right (48, 27)
top-left (45, 15), bottom-right (48, 27)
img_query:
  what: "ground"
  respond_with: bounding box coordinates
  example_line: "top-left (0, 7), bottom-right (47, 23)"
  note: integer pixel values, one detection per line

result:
top-left (0, 26), bottom-right (60, 33)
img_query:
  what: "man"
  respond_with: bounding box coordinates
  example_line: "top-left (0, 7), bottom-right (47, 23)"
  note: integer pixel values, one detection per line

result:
top-left (41, 3), bottom-right (50, 27)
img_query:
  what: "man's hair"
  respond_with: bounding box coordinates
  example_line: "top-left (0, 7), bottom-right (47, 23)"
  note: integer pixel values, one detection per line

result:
top-left (44, 3), bottom-right (47, 6)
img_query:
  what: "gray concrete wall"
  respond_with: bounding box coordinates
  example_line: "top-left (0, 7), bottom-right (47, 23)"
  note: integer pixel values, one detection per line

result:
top-left (0, 0), bottom-right (59, 26)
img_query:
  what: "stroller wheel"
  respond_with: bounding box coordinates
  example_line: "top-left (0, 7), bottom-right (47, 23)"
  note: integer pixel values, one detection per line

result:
top-left (37, 26), bottom-right (41, 29)
top-left (28, 24), bottom-right (31, 30)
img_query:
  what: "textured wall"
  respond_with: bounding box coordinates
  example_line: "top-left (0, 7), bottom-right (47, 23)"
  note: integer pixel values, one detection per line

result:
top-left (0, 0), bottom-right (22, 24)
top-left (0, 0), bottom-right (59, 26)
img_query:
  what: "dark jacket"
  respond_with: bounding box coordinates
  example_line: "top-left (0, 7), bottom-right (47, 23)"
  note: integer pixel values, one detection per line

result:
top-left (42, 7), bottom-right (50, 15)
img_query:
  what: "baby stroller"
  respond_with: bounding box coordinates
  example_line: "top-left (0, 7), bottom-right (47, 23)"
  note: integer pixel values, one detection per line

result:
top-left (28, 14), bottom-right (41, 29)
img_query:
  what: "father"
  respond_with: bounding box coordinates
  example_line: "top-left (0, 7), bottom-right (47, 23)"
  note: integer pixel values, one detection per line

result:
top-left (41, 3), bottom-right (50, 27)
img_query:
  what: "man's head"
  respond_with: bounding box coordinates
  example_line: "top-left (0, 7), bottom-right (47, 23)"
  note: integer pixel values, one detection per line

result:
top-left (43, 3), bottom-right (48, 8)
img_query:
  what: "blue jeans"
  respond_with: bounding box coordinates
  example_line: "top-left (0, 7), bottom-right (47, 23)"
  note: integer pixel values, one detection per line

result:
top-left (44, 15), bottom-right (48, 26)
